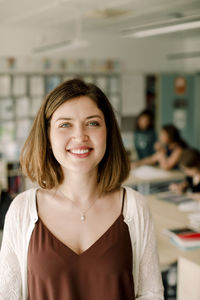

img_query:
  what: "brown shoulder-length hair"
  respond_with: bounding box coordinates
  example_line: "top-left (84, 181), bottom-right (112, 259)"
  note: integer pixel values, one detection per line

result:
top-left (20, 78), bottom-right (130, 193)
top-left (162, 124), bottom-right (187, 148)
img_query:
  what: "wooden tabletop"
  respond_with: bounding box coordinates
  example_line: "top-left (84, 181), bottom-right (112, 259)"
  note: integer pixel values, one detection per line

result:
top-left (147, 195), bottom-right (200, 269)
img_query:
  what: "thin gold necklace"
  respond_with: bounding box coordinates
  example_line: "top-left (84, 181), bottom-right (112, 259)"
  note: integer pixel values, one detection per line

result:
top-left (58, 189), bottom-right (99, 221)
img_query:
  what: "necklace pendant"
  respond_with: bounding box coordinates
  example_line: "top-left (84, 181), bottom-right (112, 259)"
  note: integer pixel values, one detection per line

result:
top-left (81, 214), bottom-right (86, 221)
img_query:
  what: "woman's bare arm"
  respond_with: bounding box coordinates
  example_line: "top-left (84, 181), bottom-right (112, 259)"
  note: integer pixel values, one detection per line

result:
top-left (157, 147), bottom-right (183, 170)
top-left (131, 153), bottom-right (158, 168)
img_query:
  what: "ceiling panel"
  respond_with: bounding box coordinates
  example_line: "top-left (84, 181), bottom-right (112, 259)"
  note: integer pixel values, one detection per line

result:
top-left (0, 0), bottom-right (199, 38)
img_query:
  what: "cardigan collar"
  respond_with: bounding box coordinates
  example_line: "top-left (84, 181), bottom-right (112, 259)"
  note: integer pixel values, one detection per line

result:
top-left (28, 187), bottom-right (39, 224)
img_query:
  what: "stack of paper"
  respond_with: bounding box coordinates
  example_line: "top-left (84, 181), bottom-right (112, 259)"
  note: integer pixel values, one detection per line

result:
top-left (157, 191), bottom-right (194, 205)
top-left (188, 213), bottom-right (200, 232)
top-left (179, 201), bottom-right (200, 212)
top-left (132, 166), bottom-right (172, 180)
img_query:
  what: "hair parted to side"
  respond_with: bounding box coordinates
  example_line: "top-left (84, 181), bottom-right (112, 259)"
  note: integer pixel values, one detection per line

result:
top-left (20, 78), bottom-right (130, 193)
top-left (162, 124), bottom-right (187, 148)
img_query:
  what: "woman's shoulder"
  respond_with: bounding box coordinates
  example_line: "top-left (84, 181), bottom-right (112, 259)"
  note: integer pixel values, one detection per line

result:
top-left (6, 188), bottom-right (37, 221)
top-left (124, 186), bottom-right (147, 203)
top-left (123, 186), bottom-right (150, 219)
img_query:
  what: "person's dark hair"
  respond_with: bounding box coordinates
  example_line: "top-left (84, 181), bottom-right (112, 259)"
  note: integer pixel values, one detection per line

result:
top-left (136, 109), bottom-right (155, 130)
top-left (180, 148), bottom-right (200, 169)
top-left (162, 124), bottom-right (187, 148)
top-left (20, 78), bottom-right (130, 193)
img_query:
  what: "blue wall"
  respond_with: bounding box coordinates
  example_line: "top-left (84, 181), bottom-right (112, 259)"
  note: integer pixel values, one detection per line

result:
top-left (159, 74), bottom-right (197, 148)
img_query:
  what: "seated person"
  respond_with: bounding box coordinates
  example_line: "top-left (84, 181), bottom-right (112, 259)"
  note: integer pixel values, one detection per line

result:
top-left (132, 124), bottom-right (187, 170)
top-left (134, 109), bottom-right (157, 159)
top-left (170, 148), bottom-right (200, 193)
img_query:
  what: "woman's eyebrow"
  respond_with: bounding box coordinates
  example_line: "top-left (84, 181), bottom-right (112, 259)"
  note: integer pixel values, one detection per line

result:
top-left (86, 115), bottom-right (102, 120)
top-left (55, 117), bottom-right (73, 122)
top-left (56, 115), bottom-right (102, 122)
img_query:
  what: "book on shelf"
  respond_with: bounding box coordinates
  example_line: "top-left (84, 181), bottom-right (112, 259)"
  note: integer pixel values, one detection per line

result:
top-left (163, 227), bottom-right (200, 250)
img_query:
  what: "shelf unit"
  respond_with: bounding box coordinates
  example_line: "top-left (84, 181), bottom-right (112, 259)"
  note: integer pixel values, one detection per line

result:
top-left (0, 72), bottom-right (121, 153)
top-left (0, 72), bottom-right (122, 191)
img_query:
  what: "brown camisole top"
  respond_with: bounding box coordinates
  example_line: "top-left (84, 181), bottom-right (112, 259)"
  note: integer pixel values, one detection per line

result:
top-left (27, 189), bottom-right (135, 300)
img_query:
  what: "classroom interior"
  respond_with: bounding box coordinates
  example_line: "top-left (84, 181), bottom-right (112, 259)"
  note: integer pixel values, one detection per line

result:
top-left (0, 0), bottom-right (200, 299)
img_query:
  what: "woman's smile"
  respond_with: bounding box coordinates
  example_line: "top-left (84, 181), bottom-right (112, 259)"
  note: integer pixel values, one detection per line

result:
top-left (67, 146), bottom-right (93, 158)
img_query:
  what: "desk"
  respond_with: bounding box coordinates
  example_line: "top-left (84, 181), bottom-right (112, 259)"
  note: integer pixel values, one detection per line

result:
top-left (147, 195), bottom-right (200, 299)
top-left (125, 167), bottom-right (185, 194)
top-left (147, 195), bottom-right (200, 268)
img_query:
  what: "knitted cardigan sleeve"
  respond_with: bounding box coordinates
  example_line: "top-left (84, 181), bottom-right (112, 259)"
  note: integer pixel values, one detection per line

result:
top-left (124, 187), bottom-right (164, 299)
top-left (0, 197), bottom-right (23, 300)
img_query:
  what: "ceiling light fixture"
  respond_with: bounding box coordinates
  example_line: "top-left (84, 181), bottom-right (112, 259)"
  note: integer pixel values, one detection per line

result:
top-left (125, 20), bottom-right (200, 38)
top-left (33, 39), bottom-right (89, 54)
top-left (167, 51), bottom-right (200, 60)
top-left (32, 10), bottom-right (89, 54)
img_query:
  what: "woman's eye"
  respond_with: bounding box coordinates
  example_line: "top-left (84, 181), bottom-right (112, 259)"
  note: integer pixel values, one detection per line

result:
top-left (59, 123), bottom-right (71, 128)
top-left (88, 121), bottom-right (100, 127)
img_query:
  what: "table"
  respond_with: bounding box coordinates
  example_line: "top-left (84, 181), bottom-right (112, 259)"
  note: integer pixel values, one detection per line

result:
top-left (147, 195), bottom-right (200, 299)
top-left (125, 166), bottom-right (185, 194)
top-left (147, 195), bottom-right (200, 268)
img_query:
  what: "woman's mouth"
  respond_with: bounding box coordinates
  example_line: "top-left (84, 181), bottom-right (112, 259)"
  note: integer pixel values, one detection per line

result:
top-left (67, 147), bottom-right (93, 158)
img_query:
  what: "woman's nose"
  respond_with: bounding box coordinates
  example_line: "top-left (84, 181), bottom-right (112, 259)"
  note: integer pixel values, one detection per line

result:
top-left (72, 126), bottom-right (89, 142)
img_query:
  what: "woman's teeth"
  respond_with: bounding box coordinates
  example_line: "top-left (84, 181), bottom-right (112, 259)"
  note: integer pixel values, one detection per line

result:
top-left (70, 149), bottom-right (90, 154)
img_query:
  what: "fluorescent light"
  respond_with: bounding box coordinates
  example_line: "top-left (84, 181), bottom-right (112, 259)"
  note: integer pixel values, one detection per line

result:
top-left (32, 12), bottom-right (88, 54)
top-left (125, 20), bottom-right (200, 38)
top-left (167, 51), bottom-right (200, 60)
top-left (33, 39), bottom-right (89, 54)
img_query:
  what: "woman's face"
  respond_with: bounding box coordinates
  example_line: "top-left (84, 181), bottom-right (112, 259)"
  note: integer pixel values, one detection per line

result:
top-left (138, 115), bottom-right (150, 130)
top-left (49, 96), bottom-right (107, 176)
top-left (159, 129), bottom-right (169, 145)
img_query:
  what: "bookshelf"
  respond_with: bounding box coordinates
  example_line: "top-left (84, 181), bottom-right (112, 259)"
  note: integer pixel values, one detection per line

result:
top-left (0, 72), bottom-right (121, 156)
top-left (0, 72), bottom-right (122, 192)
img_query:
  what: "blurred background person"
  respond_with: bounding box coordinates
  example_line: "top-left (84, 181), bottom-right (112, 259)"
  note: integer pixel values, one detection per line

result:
top-left (134, 109), bottom-right (157, 159)
top-left (132, 124), bottom-right (187, 170)
top-left (170, 148), bottom-right (200, 194)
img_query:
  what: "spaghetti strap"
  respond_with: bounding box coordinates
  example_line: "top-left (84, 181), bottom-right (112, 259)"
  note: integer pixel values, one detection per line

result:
top-left (121, 188), bottom-right (126, 215)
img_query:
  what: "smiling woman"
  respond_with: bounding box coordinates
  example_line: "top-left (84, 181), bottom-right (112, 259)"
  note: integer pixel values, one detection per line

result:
top-left (20, 79), bottom-right (129, 192)
top-left (0, 79), bottom-right (164, 300)
top-left (49, 96), bottom-right (107, 178)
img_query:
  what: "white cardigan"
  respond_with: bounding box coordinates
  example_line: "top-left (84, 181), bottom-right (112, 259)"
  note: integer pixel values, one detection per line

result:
top-left (0, 186), bottom-right (164, 300)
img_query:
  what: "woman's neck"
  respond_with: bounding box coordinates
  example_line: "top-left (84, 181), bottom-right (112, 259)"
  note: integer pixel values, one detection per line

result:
top-left (57, 169), bottom-right (101, 204)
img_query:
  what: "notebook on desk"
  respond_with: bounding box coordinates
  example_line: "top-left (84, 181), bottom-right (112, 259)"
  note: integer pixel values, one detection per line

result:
top-left (156, 191), bottom-right (194, 205)
top-left (163, 227), bottom-right (200, 250)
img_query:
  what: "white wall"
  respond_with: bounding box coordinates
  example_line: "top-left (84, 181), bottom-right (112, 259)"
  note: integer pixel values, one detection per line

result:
top-left (0, 27), bottom-right (188, 73)
top-left (181, 37), bottom-right (200, 72)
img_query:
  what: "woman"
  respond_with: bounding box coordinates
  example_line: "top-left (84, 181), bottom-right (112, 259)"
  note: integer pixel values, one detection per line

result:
top-left (134, 109), bottom-right (157, 159)
top-left (170, 148), bottom-right (200, 194)
top-left (0, 79), bottom-right (163, 299)
top-left (133, 124), bottom-right (187, 170)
